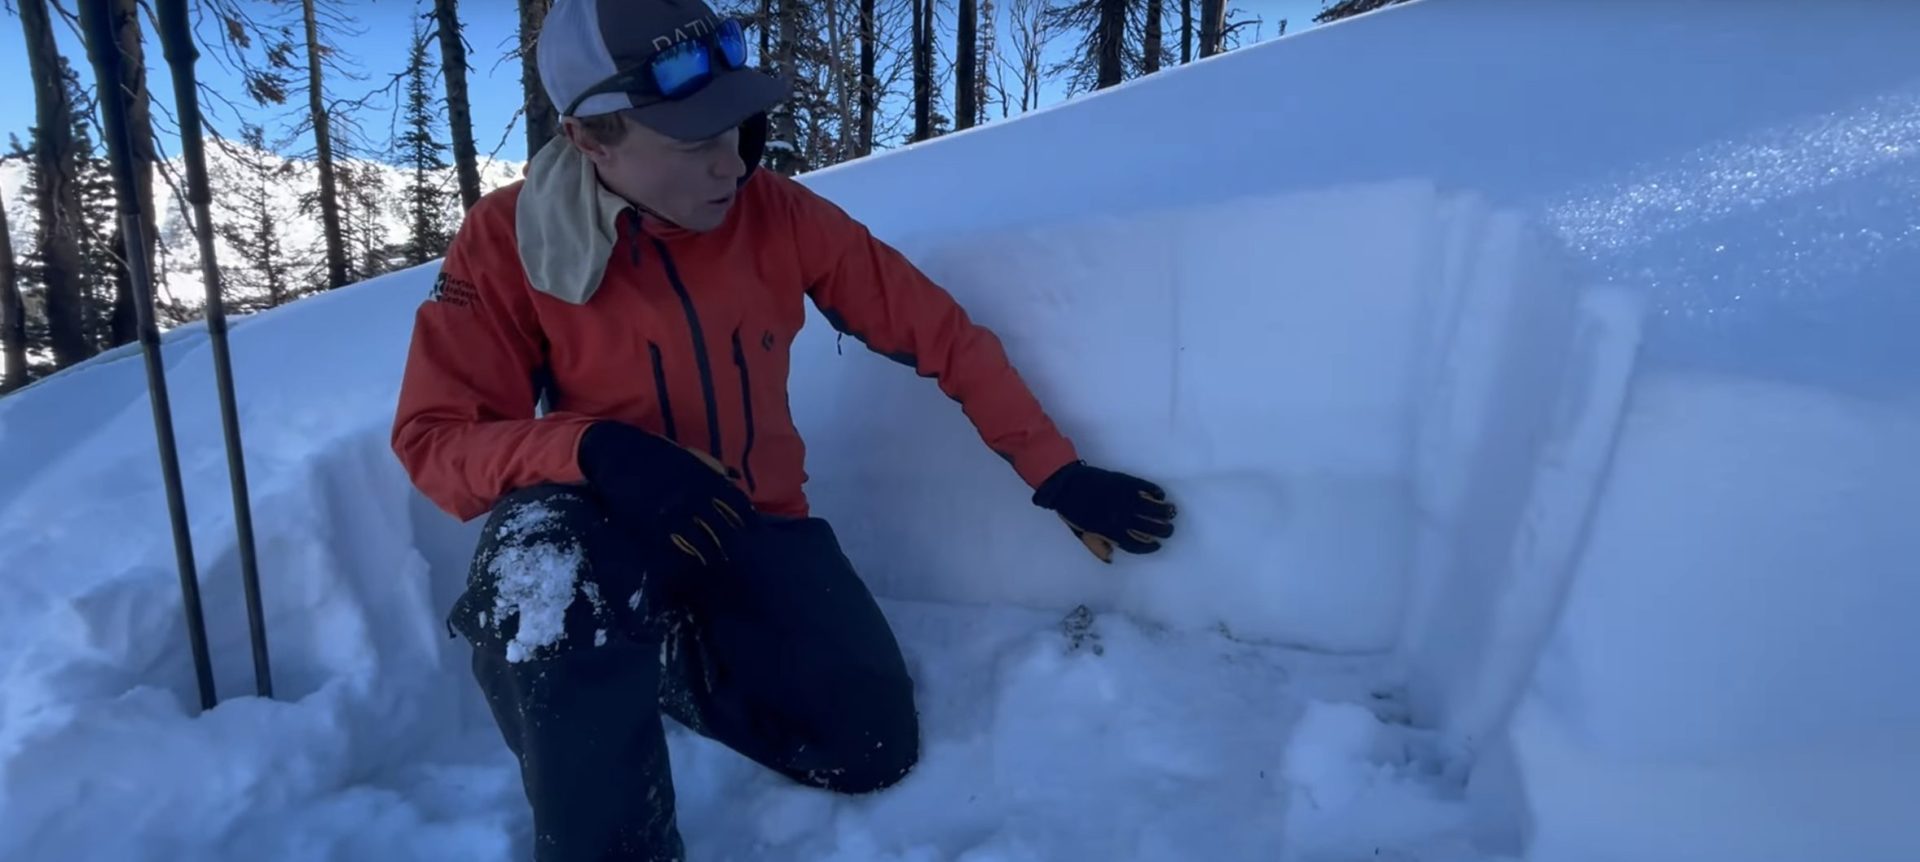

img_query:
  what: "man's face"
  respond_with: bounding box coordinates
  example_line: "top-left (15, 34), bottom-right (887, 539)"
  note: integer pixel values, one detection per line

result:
top-left (567, 114), bottom-right (747, 232)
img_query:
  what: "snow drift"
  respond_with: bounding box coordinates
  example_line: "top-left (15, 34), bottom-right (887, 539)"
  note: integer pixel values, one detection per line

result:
top-left (5, 0), bottom-right (1919, 859)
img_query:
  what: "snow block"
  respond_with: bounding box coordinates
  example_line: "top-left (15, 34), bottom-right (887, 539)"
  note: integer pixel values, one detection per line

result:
top-left (1506, 373), bottom-right (1920, 862)
top-left (1399, 226), bottom-right (1647, 745)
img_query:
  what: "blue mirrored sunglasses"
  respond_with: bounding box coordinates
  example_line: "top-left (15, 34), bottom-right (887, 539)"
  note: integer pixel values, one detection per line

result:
top-left (564, 18), bottom-right (750, 117)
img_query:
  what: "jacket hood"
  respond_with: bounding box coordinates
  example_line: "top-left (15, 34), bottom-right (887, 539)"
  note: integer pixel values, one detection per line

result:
top-left (513, 113), bottom-right (770, 306)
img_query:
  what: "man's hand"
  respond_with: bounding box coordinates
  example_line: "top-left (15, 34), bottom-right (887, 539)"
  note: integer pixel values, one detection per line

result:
top-left (577, 421), bottom-right (754, 568)
top-left (1033, 461), bottom-right (1177, 563)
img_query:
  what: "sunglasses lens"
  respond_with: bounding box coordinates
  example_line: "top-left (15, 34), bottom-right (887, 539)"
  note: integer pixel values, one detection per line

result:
top-left (650, 40), bottom-right (711, 98)
top-left (716, 19), bottom-right (748, 68)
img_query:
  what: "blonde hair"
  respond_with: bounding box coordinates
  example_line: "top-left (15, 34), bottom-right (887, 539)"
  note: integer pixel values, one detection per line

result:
top-left (571, 111), bottom-right (632, 147)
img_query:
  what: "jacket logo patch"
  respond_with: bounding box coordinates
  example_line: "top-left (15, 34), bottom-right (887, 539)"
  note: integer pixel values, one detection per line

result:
top-left (760, 330), bottom-right (775, 352)
top-left (428, 271), bottom-right (478, 309)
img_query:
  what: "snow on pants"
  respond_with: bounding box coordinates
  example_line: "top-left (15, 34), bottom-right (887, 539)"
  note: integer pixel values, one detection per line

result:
top-left (446, 483), bottom-right (921, 861)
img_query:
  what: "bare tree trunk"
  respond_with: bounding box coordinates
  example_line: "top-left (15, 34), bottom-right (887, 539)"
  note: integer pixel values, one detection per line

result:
top-left (1181, 0), bottom-right (1192, 63)
top-left (1097, 0), bottom-right (1125, 88)
top-left (912, 0), bottom-right (930, 140)
top-left (824, 0), bottom-right (855, 163)
top-left (977, 0), bottom-right (996, 122)
top-left (757, 0), bottom-right (770, 62)
top-left (1144, 0), bottom-right (1162, 73)
top-left (20, 0), bottom-right (91, 369)
top-left (773, 0), bottom-right (802, 172)
top-left (1010, 0), bottom-right (1048, 113)
top-left (956, 0), bottom-right (976, 129)
top-left (301, 0), bottom-right (349, 290)
top-left (1200, 0), bottom-right (1223, 57)
top-left (859, 0), bottom-right (875, 155)
top-left (0, 203), bottom-right (23, 393)
top-left (435, 0), bottom-right (482, 210)
top-left (520, 0), bottom-right (556, 155)
top-left (104, 0), bottom-right (152, 348)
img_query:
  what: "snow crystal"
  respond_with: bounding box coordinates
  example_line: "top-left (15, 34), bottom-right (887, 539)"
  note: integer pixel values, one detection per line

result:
top-left (488, 540), bottom-right (586, 663)
top-left (497, 501), bottom-right (560, 543)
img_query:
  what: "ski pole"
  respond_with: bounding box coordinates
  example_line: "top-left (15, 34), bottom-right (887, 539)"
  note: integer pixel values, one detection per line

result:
top-left (156, 0), bottom-right (273, 700)
top-left (77, 0), bottom-right (216, 711)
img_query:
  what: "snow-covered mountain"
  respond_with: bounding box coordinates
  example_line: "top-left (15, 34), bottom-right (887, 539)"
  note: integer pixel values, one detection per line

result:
top-left (1, 139), bottom-right (526, 309)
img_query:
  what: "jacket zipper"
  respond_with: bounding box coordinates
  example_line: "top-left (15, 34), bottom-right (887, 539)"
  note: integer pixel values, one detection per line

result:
top-left (730, 329), bottom-right (758, 493)
top-left (648, 342), bottom-right (678, 442)
top-left (649, 237), bottom-right (723, 462)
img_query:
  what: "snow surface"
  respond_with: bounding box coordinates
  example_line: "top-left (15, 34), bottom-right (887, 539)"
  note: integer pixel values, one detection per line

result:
top-left (5, 0), bottom-right (1920, 860)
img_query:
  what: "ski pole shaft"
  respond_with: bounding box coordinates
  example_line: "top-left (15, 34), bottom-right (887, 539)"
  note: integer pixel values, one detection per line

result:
top-left (156, 0), bottom-right (273, 700)
top-left (78, 0), bottom-right (216, 711)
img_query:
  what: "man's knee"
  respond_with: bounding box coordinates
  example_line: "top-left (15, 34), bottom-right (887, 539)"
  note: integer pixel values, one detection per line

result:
top-left (788, 673), bottom-right (921, 795)
top-left (835, 713), bottom-right (920, 794)
top-left (478, 484), bottom-right (599, 547)
top-left (453, 483), bottom-right (629, 661)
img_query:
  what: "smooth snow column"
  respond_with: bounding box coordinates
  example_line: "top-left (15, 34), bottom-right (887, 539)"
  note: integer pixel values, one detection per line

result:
top-left (1398, 205), bottom-right (1630, 742)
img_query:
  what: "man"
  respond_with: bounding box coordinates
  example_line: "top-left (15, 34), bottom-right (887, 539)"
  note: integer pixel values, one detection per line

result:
top-left (389, 0), bottom-right (1177, 857)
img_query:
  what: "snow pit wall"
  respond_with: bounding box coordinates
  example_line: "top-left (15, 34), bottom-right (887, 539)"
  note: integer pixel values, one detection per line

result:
top-left (786, 180), bottom-right (1597, 659)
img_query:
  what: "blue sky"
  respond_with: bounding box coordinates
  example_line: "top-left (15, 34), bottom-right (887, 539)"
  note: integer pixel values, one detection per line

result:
top-left (1, 0), bottom-right (1330, 166)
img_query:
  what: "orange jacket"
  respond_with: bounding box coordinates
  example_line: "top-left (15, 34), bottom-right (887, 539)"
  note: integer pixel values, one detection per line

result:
top-left (391, 166), bottom-right (1078, 523)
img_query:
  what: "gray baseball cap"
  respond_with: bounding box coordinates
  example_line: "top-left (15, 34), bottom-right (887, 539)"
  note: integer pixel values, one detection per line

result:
top-left (536, 0), bottom-right (789, 142)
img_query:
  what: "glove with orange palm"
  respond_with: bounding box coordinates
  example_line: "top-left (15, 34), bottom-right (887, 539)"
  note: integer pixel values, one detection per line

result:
top-left (1033, 461), bottom-right (1177, 563)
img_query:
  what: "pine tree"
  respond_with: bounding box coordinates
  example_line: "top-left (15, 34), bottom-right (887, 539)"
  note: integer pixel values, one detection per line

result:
top-left (1043, 0), bottom-right (1134, 95)
top-left (4, 140), bottom-right (47, 380)
top-left (956, 0), bottom-right (976, 129)
top-left (1143, 0), bottom-right (1163, 74)
top-left (976, 0), bottom-right (998, 123)
top-left (433, 0), bottom-right (482, 210)
top-left (300, 0), bottom-right (349, 290)
top-left (1313, 0), bottom-right (1414, 24)
top-left (78, 0), bottom-right (157, 348)
top-left (859, 0), bottom-right (877, 155)
top-left (520, 0), bottom-right (557, 155)
top-left (400, 25), bottom-right (454, 266)
top-left (1199, 0), bottom-right (1223, 56)
top-left (20, 0), bottom-right (93, 370)
top-left (214, 125), bottom-right (296, 312)
top-left (57, 65), bottom-right (123, 353)
top-left (1180, 0), bottom-right (1192, 63)
top-left (338, 160), bottom-right (391, 282)
top-left (913, 0), bottom-right (934, 140)
top-left (1, 187), bottom-right (22, 394)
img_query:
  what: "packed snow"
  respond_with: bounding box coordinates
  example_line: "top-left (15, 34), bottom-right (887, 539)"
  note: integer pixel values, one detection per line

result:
top-left (5, 1), bottom-right (1920, 860)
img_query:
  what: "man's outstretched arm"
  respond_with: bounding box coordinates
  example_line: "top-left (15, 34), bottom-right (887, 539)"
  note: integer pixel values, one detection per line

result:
top-left (780, 178), bottom-right (1176, 559)
top-left (784, 179), bottom-right (1077, 489)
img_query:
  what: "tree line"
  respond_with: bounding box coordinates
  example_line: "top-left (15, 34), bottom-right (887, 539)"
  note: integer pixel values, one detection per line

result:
top-left (1, 0), bottom-right (1391, 394)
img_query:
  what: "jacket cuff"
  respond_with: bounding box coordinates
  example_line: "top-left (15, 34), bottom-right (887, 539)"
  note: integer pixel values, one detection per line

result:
top-left (1010, 434), bottom-right (1081, 492)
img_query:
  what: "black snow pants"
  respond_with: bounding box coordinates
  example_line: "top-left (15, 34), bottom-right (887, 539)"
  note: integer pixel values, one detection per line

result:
top-left (446, 483), bottom-right (921, 861)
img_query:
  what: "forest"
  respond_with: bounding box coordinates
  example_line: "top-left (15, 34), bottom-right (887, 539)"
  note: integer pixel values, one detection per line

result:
top-left (0, 0), bottom-right (1402, 392)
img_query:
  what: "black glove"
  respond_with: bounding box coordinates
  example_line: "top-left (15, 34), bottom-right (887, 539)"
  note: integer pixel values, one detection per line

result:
top-left (577, 421), bottom-right (755, 568)
top-left (1032, 461), bottom-right (1177, 563)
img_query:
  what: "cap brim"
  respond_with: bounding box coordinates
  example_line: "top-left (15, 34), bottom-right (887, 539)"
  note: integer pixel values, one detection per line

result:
top-left (627, 69), bottom-right (789, 142)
